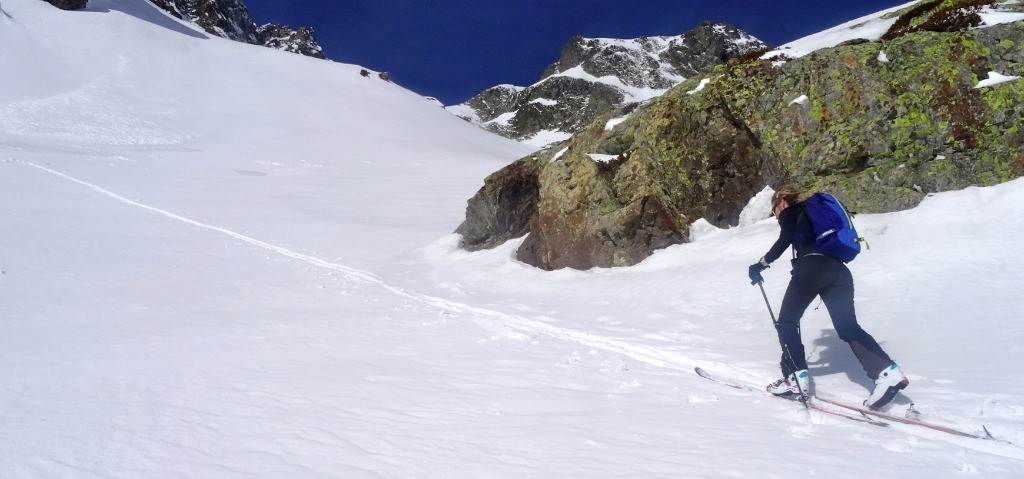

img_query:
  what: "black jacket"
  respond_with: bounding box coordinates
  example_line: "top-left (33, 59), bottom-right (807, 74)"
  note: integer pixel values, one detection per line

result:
top-left (763, 202), bottom-right (821, 264)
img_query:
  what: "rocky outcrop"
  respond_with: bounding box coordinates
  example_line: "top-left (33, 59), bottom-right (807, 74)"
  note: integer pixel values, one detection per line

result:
top-left (448, 22), bottom-right (767, 146)
top-left (458, 2), bottom-right (1024, 270)
top-left (150, 0), bottom-right (257, 42)
top-left (257, 24), bottom-right (325, 59)
top-left (149, 0), bottom-right (326, 59)
top-left (540, 22), bottom-right (765, 85)
top-left (43, 0), bottom-right (87, 10)
top-left (456, 156), bottom-right (543, 251)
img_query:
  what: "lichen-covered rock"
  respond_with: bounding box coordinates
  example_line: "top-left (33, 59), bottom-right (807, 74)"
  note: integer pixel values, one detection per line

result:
top-left (459, 12), bottom-right (1024, 270)
top-left (758, 22), bottom-right (1024, 212)
top-left (516, 149), bottom-right (687, 269)
top-left (882, 0), bottom-right (996, 40)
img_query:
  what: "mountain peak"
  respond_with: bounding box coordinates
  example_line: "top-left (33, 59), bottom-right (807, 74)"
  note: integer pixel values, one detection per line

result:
top-left (451, 22), bottom-right (767, 146)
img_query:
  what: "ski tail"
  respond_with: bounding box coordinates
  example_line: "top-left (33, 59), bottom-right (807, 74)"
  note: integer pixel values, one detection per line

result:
top-left (694, 367), bottom-right (889, 427)
top-left (696, 367), bottom-right (1010, 443)
top-left (815, 396), bottom-right (1006, 442)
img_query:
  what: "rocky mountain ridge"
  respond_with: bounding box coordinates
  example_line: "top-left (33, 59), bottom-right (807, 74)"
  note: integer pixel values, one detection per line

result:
top-left (447, 22), bottom-right (767, 147)
top-left (148, 0), bottom-right (325, 59)
top-left (457, 0), bottom-right (1024, 270)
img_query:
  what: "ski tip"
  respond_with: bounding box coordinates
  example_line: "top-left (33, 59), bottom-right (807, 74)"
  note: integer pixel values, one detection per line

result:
top-left (982, 425), bottom-right (1013, 444)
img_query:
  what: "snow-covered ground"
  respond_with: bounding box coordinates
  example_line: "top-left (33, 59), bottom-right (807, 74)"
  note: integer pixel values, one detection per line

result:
top-left (2, 1), bottom-right (1024, 478)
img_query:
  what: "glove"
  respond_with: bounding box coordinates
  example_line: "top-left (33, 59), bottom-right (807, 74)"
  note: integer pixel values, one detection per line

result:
top-left (748, 257), bottom-right (770, 285)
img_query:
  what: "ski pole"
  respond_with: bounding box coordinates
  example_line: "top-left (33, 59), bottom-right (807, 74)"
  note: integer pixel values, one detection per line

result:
top-left (757, 280), bottom-right (811, 406)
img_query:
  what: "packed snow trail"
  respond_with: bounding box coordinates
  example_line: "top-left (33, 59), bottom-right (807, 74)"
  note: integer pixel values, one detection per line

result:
top-left (15, 158), bottom-right (1024, 461)
top-left (14, 159), bottom-right (694, 372)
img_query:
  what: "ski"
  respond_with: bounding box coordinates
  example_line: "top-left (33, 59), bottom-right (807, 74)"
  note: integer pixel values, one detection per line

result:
top-left (815, 396), bottom-right (1008, 442)
top-left (696, 367), bottom-right (1010, 443)
top-left (694, 367), bottom-right (889, 427)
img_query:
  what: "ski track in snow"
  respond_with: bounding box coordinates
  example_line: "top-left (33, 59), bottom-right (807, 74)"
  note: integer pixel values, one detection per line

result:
top-left (15, 159), bottom-right (1024, 460)
top-left (16, 159), bottom-right (693, 372)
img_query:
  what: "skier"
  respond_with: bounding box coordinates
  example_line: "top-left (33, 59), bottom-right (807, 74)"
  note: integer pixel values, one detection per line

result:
top-left (747, 185), bottom-right (909, 410)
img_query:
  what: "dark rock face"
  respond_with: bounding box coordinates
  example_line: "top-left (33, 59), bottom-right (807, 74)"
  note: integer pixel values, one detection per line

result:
top-left (257, 24), bottom-right (325, 59)
top-left (507, 77), bottom-right (626, 138)
top-left (151, 0), bottom-right (257, 43)
top-left (661, 21), bottom-right (769, 78)
top-left (450, 22), bottom-right (767, 144)
top-left (43, 0), bottom-right (87, 10)
top-left (149, 0), bottom-right (326, 59)
top-left (539, 22), bottom-right (765, 88)
top-left (456, 157), bottom-right (543, 252)
top-left (541, 35), bottom-right (673, 90)
top-left (881, 0), bottom-right (994, 40)
top-left (458, 7), bottom-right (1024, 270)
top-left (463, 85), bottom-right (522, 123)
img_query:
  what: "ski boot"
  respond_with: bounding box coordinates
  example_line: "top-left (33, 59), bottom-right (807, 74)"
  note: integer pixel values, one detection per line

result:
top-left (767, 369), bottom-right (811, 399)
top-left (865, 363), bottom-right (909, 410)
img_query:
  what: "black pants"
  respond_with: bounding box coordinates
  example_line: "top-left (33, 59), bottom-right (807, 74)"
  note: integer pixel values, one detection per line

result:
top-left (776, 255), bottom-right (893, 380)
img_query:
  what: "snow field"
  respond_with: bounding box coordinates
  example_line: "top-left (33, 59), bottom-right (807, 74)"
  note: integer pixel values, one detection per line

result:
top-left (2, 0), bottom-right (1024, 477)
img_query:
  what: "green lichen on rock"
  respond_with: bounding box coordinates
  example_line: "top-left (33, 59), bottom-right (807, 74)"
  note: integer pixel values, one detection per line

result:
top-left (458, 14), bottom-right (1024, 270)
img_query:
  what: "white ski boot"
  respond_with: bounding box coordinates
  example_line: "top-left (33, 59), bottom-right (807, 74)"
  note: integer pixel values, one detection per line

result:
top-left (865, 363), bottom-right (909, 410)
top-left (767, 369), bottom-right (811, 398)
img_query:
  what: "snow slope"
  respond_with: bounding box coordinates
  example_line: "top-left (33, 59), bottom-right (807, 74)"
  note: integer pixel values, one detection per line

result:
top-left (0, 0), bottom-right (532, 268)
top-left (2, 1), bottom-right (1024, 478)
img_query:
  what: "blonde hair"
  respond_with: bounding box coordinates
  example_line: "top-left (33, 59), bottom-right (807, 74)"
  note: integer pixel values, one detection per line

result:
top-left (771, 184), bottom-right (807, 207)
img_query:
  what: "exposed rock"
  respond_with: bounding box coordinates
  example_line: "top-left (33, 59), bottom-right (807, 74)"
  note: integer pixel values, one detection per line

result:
top-left (257, 24), bottom-right (325, 59)
top-left (515, 142), bottom-right (689, 269)
top-left (458, 11), bottom-right (1024, 270)
top-left (149, 0), bottom-right (326, 59)
top-left (461, 85), bottom-right (523, 123)
top-left (42, 0), bottom-right (87, 10)
top-left (449, 22), bottom-right (767, 145)
top-left (662, 21), bottom-right (770, 78)
top-left (836, 38), bottom-right (872, 47)
top-left (882, 0), bottom-right (994, 40)
top-left (456, 156), bottom-right (543, 251)
top-left (150, 0), bottom-right (257, 43)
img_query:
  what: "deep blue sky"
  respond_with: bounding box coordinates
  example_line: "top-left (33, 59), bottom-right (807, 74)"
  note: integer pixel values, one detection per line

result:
top-left (245, 1), bottom-right (908, 105)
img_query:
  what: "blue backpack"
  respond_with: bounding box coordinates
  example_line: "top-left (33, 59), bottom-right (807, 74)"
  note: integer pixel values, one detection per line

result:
top-left (802, 193), bottom-right (866, 263)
